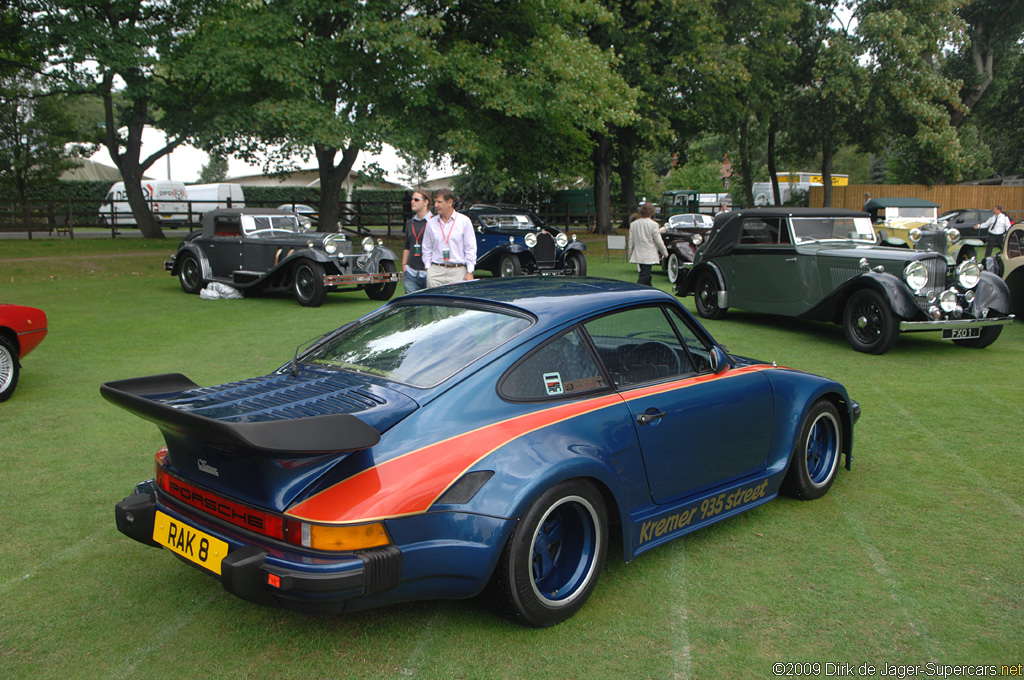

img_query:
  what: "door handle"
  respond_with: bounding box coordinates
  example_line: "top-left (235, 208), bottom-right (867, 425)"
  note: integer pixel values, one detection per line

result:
top-left (637, 410), bottom-right (666, 425)
top-left (785, 257), bottom-right (797, 262)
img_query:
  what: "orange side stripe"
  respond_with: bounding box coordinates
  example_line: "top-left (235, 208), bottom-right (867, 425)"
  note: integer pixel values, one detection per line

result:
top-left (285, 364), bottom-right (781, 524)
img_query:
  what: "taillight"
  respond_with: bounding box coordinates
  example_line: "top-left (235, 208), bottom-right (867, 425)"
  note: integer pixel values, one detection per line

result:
top-left (156, 465), bottom-right (284, 540)
top-left (284, 519), bottom-right (390, 551)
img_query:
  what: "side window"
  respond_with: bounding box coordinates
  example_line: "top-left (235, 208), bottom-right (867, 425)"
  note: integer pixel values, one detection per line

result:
top-left (583, 306), bottom-right (695, 387)
top-left (739, 217), bottom-right (786, 245)
top-left (664, 307), bottom-right (715, 373)
top-left (500, 329), bottom-right (607, 400)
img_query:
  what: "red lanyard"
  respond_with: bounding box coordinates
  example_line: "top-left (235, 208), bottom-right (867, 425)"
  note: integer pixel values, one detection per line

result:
top-left (438, 215), bottom-right (456, 246)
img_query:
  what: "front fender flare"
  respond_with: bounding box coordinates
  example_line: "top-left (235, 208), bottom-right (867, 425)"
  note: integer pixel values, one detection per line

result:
top-left (973, 270), bottom-right (1013, 315)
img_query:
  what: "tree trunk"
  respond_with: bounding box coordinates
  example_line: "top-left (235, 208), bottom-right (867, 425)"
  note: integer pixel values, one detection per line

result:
top-left (767, 122), bottom-right (781, 206)
top-left (616, 127), bottom-right (637, 207)
top-left (592, 133), bottom-right (614, 235)
top-left (738, 118), bottom-right (754, 208)
top-left (316, 143), bottom-right (361, 233)
top-left (821, 142), bottom-right (834, 207)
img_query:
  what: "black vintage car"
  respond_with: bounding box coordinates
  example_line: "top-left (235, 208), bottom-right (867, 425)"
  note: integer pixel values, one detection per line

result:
top-left (166, 208), bottom-right (399, 306)
top-left (466, 205), bottom-right (587, 277)
top-left (660, 213), bottom-right (714, 284)
top-left (678, 208), bottom-right (1015, 354)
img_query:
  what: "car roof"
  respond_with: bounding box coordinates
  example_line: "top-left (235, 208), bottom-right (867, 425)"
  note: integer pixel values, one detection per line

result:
top-left (863, 198), bottom-right (940, 209)
top-left (396, 277), bottom-right (674, 326)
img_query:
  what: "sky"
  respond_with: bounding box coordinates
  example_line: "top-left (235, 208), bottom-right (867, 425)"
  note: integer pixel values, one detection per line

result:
top-left (87, 127), bottom-right (450, 185)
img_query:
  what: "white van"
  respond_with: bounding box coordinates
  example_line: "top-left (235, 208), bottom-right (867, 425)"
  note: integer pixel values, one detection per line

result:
top-left (185, 183), bottom-right (245, 216)
top-left (98, 181), bottom-right (189, 226)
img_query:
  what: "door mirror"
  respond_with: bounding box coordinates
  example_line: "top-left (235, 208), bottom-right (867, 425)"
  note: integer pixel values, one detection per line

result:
top-left (710, 346), bottom-right (730, 374)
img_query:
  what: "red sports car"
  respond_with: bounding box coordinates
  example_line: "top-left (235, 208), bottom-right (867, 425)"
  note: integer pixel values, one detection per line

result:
top-left (0, 304), bottom-right (48, 401)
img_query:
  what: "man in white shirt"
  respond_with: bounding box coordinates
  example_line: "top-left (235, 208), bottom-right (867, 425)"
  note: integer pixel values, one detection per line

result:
top-left (422, 188), bottom-right (476, 287)
top-left (977, 205), bottom-right (1012, 260)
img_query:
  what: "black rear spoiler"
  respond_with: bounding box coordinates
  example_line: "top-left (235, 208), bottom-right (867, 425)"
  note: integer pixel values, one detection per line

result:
top-left (100, 373), bottom-right (381, 456)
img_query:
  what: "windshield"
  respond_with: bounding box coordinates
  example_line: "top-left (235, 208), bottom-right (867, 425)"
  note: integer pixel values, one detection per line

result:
top-left (241, 214), bottom-right (303, 236)
top-left (300, 303), bottom-right (533, 387)
top-left (477, 214), bottom-right (542, 230)
top-left (790, 216), bottom-right (876, 243)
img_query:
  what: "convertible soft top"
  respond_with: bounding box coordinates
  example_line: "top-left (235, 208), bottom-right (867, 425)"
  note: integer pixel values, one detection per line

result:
top-left (701, 207), bottom-right (869, 260)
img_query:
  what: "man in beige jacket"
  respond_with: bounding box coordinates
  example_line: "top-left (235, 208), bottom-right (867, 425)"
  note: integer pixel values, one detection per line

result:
top-left (628, 203), bottom-right (668, 286)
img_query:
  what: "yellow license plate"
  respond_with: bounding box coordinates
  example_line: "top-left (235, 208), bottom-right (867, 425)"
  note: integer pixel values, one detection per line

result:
top-left (153, 511), bottom-right (229, 575)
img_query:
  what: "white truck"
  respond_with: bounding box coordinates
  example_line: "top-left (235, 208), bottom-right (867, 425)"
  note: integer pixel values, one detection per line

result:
top-left (98, 181), bottom-right (190, 226)
top-left (185, 183), bottom-right (245, 217)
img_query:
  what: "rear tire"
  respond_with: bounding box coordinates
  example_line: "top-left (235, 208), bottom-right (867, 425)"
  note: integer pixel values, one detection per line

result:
top-left (694, 270), bottom-right (726, 320)
top-left (489, 480), bottom-right (607, 628)
top-left (781, 399), bottom-right (842, 500)
top-left (177, 253), bottom-right (204, 294)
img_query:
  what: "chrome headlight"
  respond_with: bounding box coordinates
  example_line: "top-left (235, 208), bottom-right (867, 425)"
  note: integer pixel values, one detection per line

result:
top-left (904, 261), bottom-right (929, 292)
top-left (692, 234), bottom-right (703, 246)
top-left (323, 234), bottom-right (338, 254)
top-left (939, 289), bottom-right (958, 312)
top-left (524, 232), bottom-right (538, 248)
top-left (946, 227), bottom-right (960, 244)
top-left (955, 258), bottom-right (980, 289)
top-left (361, 236), bottom-right (375, 253)
top-left (909, 228), bottom-right (922, 243)
top-left (555, 232), bottom-right (569, 248)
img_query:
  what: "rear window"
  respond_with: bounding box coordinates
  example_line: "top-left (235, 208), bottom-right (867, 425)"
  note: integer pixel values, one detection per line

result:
top-left (301, 304), bottom-right (532, 387)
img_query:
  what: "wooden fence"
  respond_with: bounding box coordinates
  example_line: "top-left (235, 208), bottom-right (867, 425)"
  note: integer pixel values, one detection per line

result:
top-left (811, 184), bottom-right (1024, 222)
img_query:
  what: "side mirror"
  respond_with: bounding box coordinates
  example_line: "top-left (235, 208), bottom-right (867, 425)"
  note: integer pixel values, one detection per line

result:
top-left (710, 346), bottom-right (730, 374)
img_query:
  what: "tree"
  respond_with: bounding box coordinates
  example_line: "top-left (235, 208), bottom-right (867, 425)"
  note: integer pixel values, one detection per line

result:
top-left (0, 76), bottom-right (91, 202)
top-left (198, 153), bottom-right (227, 183)
top-left (946, 0), bottom-right (1024, 128)
top-left (184, 0), bottom-right (440, 232)
top-left (407, 0), bottom-right (633, 231)
top-left (28, 0), bottom-right (223, 238)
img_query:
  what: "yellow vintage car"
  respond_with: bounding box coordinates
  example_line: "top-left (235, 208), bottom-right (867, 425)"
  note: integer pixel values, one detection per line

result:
top-left (866, 197), bottom-right (941, 245)
top-left (984, 221), bottom-right (1024, 316)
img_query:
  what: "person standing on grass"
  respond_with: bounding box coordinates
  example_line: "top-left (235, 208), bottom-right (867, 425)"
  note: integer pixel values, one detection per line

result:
top-left (628, 202), bottom-right (667, 286)
top-left (422, 188), bottom-right (476, 288)
top-left (977, 205), bottom-right (1011, 260)
top-left (401, 189), bottom-right (432, 294)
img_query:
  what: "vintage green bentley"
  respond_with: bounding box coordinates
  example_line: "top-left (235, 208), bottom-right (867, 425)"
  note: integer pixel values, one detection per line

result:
top-left (676, 208), bottom-right (1015, 354)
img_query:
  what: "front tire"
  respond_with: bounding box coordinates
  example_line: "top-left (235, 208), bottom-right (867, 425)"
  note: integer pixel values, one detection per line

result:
top-left (781, 399), bottom-right (842, 500)
top-left (953, 325), bottom-right (1003, 348)
top-left (490, 480), bottom-right (608, 628)
top-left (177, 253), bottom-right (204, 294)
top-left (564, 251), bottom-right (587, 276)
top-left (0, 335), bottom-right (20, 402)
top-left (666, 253), bottom-right (680, 284)
top-left (694, 270), bottom-right (726, 320)
top-left (365, 260), bottom-right (398, 301)
top-left (843, 289), bottom-right (899, 354)
top-left (497, 253), bottom-right (522, 278)
top-left (293, 260), bottom-right (327, 307)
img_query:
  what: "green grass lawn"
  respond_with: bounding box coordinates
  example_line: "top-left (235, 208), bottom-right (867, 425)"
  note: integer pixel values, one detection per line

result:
top-left (1, 236), bottom-right (1021, 679)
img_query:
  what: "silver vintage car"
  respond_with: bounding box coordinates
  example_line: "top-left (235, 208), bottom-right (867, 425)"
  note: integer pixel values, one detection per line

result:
top-left (166, 209), bottom-right (399, 306)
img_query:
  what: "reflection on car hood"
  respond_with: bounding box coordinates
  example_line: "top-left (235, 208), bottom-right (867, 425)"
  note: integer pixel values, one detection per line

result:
top-left (161, 366), bottom-right (418, 434)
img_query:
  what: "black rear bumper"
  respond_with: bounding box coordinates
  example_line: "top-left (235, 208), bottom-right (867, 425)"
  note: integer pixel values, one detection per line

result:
top-left (115, 490), bottom-right (402, 613)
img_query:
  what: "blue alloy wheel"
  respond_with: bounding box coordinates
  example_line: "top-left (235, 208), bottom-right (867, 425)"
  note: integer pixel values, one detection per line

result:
top-left (780, 399), bottom-right (842, 500)
top-left (490, 479), bottom-right (608, 627)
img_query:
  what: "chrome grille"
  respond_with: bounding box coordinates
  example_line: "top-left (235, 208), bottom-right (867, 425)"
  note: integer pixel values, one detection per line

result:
top-left (922, 257), bottom-right (947, 297)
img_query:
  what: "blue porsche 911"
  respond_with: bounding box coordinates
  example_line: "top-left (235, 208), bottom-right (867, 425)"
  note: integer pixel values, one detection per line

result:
top-left (107, 277), bottom-right (859, 627)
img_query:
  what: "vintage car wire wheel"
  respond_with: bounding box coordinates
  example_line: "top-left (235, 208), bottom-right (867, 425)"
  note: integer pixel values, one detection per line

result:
top-left (364, 260), bottom-right (398, 301)
top-left (293, 260), bottom-right (327, 307)
top-left (490, 479), bottom-right (607, 628)
top-left (694, 270), bottom-right (727, 320)
top-left (564, 251), bottom-right (587, 276)
top-left (177, 253), bottom-right (204, 294)
top-left (497, 253), bottom-right (522, 278)
top-left (781, 399), bottom-right (842, 500)
top-left (0, 335), bottom-right (19, 402)
top-left (952, 325), bottom-right (1003, 349)
top-left (666, 253), bottom-right (681, 284)
top-left (843, 289), bottom-right (899, 354)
